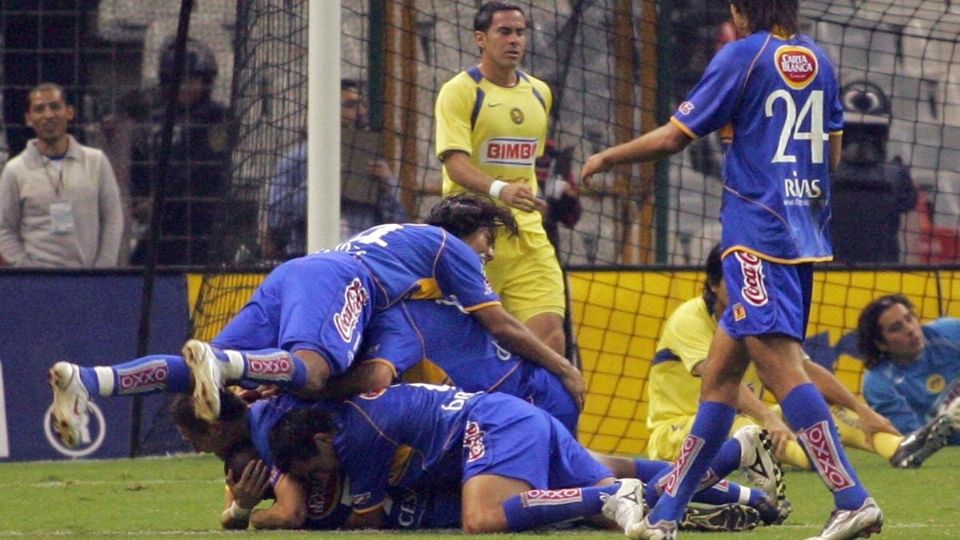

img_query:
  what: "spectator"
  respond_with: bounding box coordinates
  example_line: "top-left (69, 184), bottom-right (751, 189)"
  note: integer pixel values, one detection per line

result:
top-left (832, 81), bottom-right (917, 264)
top-left (0, 82), bottom-right (123, 268)
top-left (265, 79), bottom-right (406, 259)
top-left (130, 37), bottom-right (229, 266)
top-left (86, 89), bottom-right (151, 265)
top-left (858, 294), bottom-right (960, 448)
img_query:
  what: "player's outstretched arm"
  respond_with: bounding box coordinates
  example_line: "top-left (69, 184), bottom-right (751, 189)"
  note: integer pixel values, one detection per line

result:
top-left (580, 122), bottom-right (691, 187)
top-left (803, 357), bottom-right (900, 448)
top-left (472, 304), bottom-right (586, 408)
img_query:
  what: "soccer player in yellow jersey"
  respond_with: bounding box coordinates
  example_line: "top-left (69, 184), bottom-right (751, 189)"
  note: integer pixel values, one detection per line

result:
top-left (434, 2), bottom-right (567, 357)
top-left (647, 245), bottom-right (952, 472)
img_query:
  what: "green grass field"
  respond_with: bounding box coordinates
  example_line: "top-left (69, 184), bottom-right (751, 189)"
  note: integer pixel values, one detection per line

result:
top-left (1, 447), bottom-right (957, 539)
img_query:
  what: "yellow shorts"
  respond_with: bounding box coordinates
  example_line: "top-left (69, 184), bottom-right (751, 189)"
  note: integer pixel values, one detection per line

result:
top-left (646, 414), bottom-right (759, 461)
top-left (484, 227), bottom-right (565, 322)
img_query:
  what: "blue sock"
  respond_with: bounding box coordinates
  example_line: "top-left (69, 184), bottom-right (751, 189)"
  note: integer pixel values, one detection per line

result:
top-left (703, 436), bottom-right (743, 482)
top-left (503, 483), bottom-right (619, 531)
top-left (232, 348), bottom-right (307, 390)
top-left (781, 383), bottom-right (868, 510)
top-left (648, 401), bottom-right (735, 524)
top-left (79, 355), bottom-right (191, 396)
top-left (634, 458), bottom-right (671, 482)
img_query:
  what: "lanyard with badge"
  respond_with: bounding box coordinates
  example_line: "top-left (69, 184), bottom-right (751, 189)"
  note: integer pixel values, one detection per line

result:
top-left (44, 157), bottom-right (75, 235)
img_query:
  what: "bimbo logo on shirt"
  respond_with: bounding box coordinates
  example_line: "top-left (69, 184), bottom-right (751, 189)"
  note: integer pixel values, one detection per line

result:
top-left (481, 137), bottom-right (538, 166)
top-left (735, 252), bottom-right (769, 307)
top-left (774, 45), bottom-right (818, 90)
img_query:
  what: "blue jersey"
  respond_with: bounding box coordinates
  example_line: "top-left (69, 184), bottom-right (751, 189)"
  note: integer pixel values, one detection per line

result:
top-left (358, 298), bottom-right (579, 432)
top-left (248, 394), bottom-right (461, 530)
top-left (213, 252), bottom-right (377, 375)
top-left (863, 318), bottom-right (960, 434)
top-left (672, 31), bottom-right (843, 262)
top-left (334, 384), bottom-right (610, 513)
top-left (335, 224), bottom-right (500, 311)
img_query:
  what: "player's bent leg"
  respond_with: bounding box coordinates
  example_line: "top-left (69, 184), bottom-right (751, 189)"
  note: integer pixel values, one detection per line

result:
top-left (749, 336), bottom-right (872, 514)
top-left (461, 474), bottom-right (531, 533)
top-left (48, 361), bottom-right (90, 448)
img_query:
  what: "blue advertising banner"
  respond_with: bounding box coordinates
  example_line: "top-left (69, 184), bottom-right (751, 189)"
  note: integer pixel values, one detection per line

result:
top-left (0, 272), bottom-right (191, 461)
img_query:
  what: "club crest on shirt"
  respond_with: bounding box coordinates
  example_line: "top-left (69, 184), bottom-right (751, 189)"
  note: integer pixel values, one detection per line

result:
top-left (510, 107), bottom-right (525, 124)
top-left (774, 45), bottom-right (818, 90)
top-left (926, 374), bottom-right (946, 394)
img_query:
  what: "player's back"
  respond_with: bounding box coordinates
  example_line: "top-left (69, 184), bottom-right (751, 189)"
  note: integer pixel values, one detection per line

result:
top-left (335, 224), bottom-right (499, 310)
top-left (398, 299), bottom-right (524, 394)
top-left (674, 31), bottom-right (843, 261)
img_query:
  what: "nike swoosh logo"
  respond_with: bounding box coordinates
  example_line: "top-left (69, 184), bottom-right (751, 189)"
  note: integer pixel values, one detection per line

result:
top-left (487, 102), bottom-right (502, 107)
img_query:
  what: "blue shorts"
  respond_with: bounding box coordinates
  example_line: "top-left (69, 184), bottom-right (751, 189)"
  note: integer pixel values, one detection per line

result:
top-left (213, 252), bottom-right (377, 376)
top-left (719, 251), bottom-right (812, 342)
top-left (461, 393), bottom-right (609, 489)
top-left (518, 364), bottom-right (580, 434)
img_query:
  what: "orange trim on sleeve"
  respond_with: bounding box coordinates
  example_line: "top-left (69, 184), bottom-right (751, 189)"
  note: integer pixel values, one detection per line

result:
top-left (463, 300), bottom-right (503, 313)
top-left (670, 117), bottom-right (698, 140)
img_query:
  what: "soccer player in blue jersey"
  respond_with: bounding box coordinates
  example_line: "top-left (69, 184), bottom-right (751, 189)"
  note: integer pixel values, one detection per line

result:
top-left (170, 391), bottom-right (463, 531)
top-left (357, 297), bottom-right (580, 433)
top-left (266, 384), bottom-right (793, 534)
top-left (582, 2), bottom-right (880, 539)
top-left (48, 195), bottom-right (585, 447)
top-left (268, 384), bottom-right (644, 533)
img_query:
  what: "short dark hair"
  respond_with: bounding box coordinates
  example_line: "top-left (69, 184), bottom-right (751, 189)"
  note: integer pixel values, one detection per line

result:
top-left (170, 389), bottom-right (248, 435)
top-left (426, 193), bottom-right (519, 240)
top-left (269, 407), bottom-right (336, 474)
top-left (703, 244), bottom-right (724, 316)
top-left (27, 83), bottom-right (68, 106)
top-left (730, 0), bottom-right (799, 35)
top-left (857, 294), bottom-right (915, 369)
top-left (474, 1), bottom-right (527, 32)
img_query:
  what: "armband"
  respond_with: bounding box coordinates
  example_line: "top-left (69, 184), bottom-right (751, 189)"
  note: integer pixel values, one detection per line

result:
top-left (488, 180), bottom-right (508, 199)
